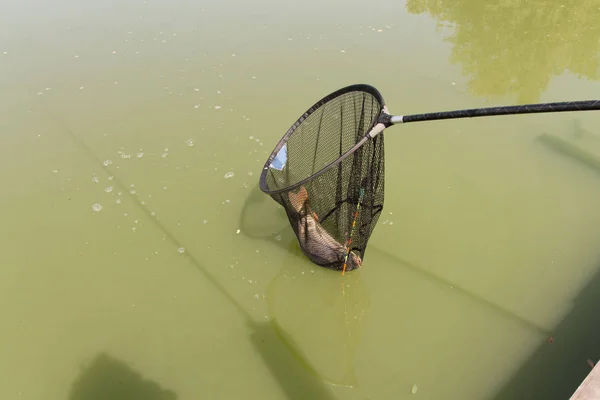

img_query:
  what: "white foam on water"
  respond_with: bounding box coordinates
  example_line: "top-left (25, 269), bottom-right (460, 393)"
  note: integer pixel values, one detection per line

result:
top-left (224, 172), bottom-right (234, 179)
top-left (105, 186), bottom-right (113, 193)
top-left (92, 176), bottom-right (99, 183)
top-left (92, 203), bottom-right (102, 212)
top-left (177, 247), bottom-right (185, 254)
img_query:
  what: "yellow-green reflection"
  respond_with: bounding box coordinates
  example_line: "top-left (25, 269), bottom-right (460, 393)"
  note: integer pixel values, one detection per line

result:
top-left (406, 0), bottom-right (600, 102)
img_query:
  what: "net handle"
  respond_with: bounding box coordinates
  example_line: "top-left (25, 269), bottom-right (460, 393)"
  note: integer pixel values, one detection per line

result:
top-left (387, 100), bottom-right (600, 125)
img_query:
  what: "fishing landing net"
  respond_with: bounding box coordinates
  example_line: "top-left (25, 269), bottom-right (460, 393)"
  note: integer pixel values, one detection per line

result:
top-left (259, 84), bottom-right (600, 274)
top-left (259, 85), bottom-right (386, 273)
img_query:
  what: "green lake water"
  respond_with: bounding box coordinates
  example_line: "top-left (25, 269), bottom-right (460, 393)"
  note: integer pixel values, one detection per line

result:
top-left (2, 1), bottom-right (600, 399)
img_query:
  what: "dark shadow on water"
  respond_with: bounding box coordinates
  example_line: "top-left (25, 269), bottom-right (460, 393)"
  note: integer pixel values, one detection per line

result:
top-left (68, 353), bottom-right (177, 400)
top-left (536, 132), bottom-right (600, 179)
top-left (491, 255), bottom-right (600, 400)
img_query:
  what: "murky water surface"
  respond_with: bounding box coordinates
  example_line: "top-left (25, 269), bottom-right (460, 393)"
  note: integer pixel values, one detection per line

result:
top-left (2, 1), bottom-right (600, 399)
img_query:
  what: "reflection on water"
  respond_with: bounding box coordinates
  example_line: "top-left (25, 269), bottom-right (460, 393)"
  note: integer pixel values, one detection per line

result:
top-left (406, 0), bottom-right (600, 103)
top-left (240, 183), bottom-right (370, 388)
top-left (267, 262), bottom-right (370, 388)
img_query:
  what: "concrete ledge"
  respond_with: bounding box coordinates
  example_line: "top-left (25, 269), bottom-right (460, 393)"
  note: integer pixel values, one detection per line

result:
top-left (570, 362), bottom-right (600, 400)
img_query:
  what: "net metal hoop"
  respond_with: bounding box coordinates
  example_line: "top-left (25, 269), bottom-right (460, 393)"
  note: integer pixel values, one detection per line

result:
top-left (259, 84), bottom-right (385, 196)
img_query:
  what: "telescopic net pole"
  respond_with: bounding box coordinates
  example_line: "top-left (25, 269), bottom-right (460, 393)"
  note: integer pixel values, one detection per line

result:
top-left (389, 100), bottom-right (600, 125)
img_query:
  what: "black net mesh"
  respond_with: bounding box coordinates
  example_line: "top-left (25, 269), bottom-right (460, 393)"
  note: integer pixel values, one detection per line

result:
top-left (260, 85), bottom-right (386, 271)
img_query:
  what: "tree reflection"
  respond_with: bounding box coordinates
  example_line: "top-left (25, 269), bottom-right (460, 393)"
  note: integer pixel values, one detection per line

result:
top-left (406, 0), bottom-right (600, 103)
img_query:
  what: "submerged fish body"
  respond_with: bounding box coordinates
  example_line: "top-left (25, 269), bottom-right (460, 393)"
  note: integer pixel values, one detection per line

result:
top-left (288, 186), bottom-right (362, 271)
